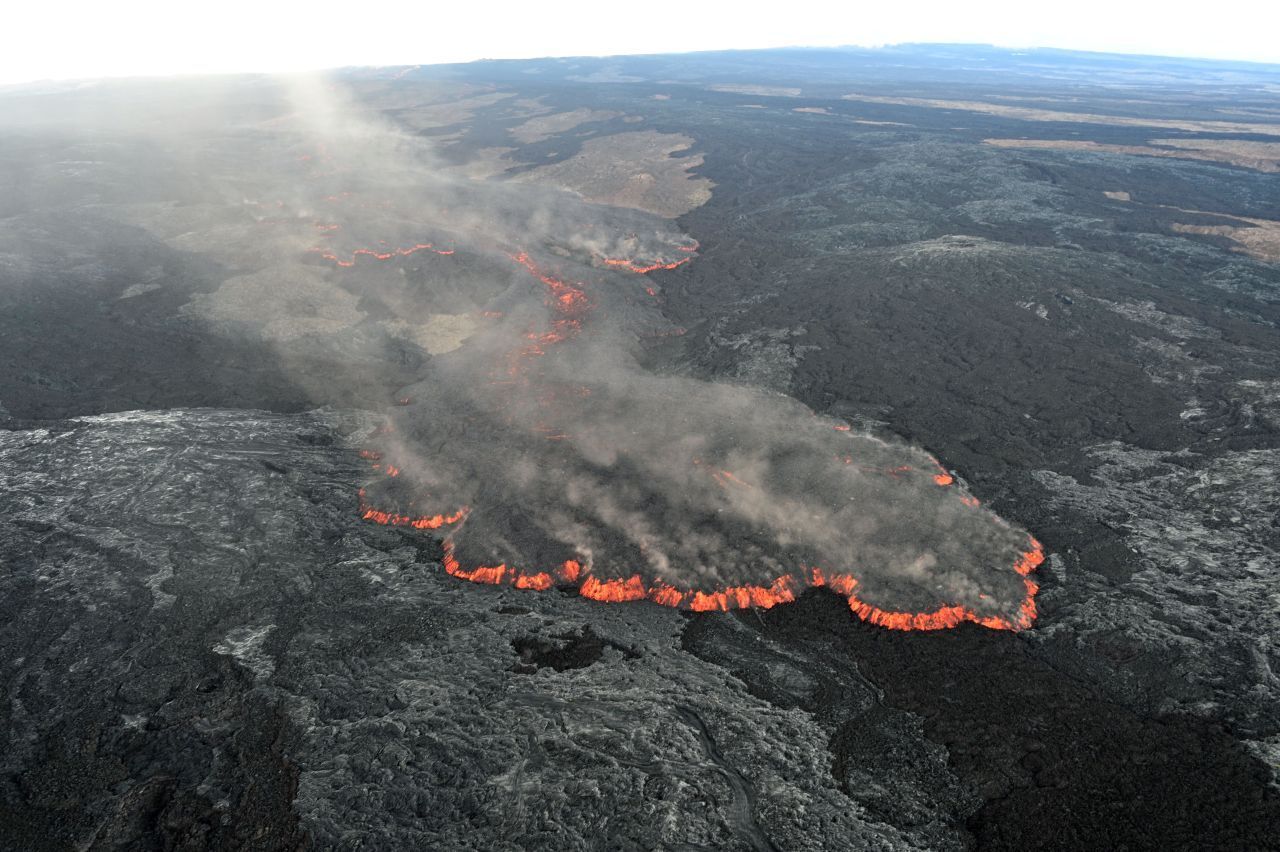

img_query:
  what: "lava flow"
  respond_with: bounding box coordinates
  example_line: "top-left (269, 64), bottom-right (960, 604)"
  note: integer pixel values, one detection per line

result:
top-left (602, 256), bottom-right (693, 274)
top-left (357, 488), bottom-right (468, 530)
top-left (344, 237), bottom-right (1043, 632)
top-left (310, 242), bottom-right (454, 267)
top-left (358, 471), bottom-right (1042, 630)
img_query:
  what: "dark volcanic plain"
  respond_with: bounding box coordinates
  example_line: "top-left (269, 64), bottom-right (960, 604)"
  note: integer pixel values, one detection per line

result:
top-left (2, 46), bottom-right (1280, 850)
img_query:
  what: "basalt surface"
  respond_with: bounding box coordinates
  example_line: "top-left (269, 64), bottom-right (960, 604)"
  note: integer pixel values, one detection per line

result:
top-left (4, 45), bottom-right (1280, 851)
top-left (0, 409), bottom-right (959, 851)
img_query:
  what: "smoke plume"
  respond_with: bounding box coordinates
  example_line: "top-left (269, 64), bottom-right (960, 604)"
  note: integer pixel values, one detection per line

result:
top-left (7, 71), bottom-right (1041, 628)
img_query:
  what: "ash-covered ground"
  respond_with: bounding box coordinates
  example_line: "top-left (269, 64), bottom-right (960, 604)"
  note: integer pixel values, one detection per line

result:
top-left (3, 45), bottom-right (1280, 850)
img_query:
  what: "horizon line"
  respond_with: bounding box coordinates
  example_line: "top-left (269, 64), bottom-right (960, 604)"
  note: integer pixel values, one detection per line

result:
top-left (4, 40), bottom-right (1280, 90)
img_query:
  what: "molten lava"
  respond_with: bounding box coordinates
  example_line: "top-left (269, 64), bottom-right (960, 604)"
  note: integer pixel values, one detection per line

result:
top-left (601, 256), bottom-right (693, 274)
top-left (341, 235), bottom-right (1044, 631)
top-left (311, 242), bottom-right (454, 267)
top-left (357, 488), bottom-right (469, 530)
top-left (356, 445), bottom-right (1044, 631)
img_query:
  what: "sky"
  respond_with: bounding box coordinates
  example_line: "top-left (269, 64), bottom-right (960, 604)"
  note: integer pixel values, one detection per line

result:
top-left (6, 0), bottom-right (1278, 85)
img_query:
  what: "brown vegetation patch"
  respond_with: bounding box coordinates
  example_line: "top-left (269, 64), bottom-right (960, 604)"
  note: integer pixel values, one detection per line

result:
top-left (984, 138), bottom-right (1280, 173)
top-left (711, 84), bottom-right (802, 97)
top-left (845, 93), bottom-right (1280, 135)
top-left (447, 147), bottom-right (517, 181)
top-left (510, 108), bottom-right (622, 144)
top-left (183, 268), bottom-right (362, 341)
top-left (511, 97), bottom-right (553, 116)
top-left (514, 131), bottom-right (713, 218)
top-left (567, 68), bottom-right (644, 83)
top-left (1216, 106), bottom-right (1280, 118)
top-left (1147, 138), bottom-right (1280, 172)
top-left (1095, 193), bottom-right (1280, 263)
top-left (385, 314), bottom-right (478, 354)
top-left (351, 81), bottom-right (501, 113)
top-left (395, 92), bottom-right (516, 131)
top-left (1172, 218), bottom-right (1280, 263)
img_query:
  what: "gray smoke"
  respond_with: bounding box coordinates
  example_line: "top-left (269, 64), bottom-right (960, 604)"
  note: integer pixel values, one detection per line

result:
top-left (5, 71), bottom-right (1038, 623)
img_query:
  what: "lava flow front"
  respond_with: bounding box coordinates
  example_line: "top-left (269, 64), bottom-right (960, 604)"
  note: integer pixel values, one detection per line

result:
top-left (359, 450), bottom-right (1043, 631)
top-left (344, 237), bottom-right (1044, 632)
top-left (303, 170), bottom-right (1043, 633)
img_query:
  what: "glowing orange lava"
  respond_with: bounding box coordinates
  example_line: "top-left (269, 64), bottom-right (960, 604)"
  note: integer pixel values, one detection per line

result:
top-left (310, 242), bottom-right (454, 267)
top-left (442, 540), bottom-right (587, 592)
top-left (693, 457), bottom-right (755, 490)
top-left (357, 450), bottom-right (1044, 631)
top-left (601, 256), bottom-right (693, 274)
top-left (349, 240), bottom-right (1045, 632)
top-left (357, 488), bottom-right (469, 530)
top-left (499, 251), bottom-right (593, 381)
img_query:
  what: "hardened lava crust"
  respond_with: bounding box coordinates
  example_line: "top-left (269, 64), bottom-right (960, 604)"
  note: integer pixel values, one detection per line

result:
top-left (2, 45), bottom-right (1280, 851)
